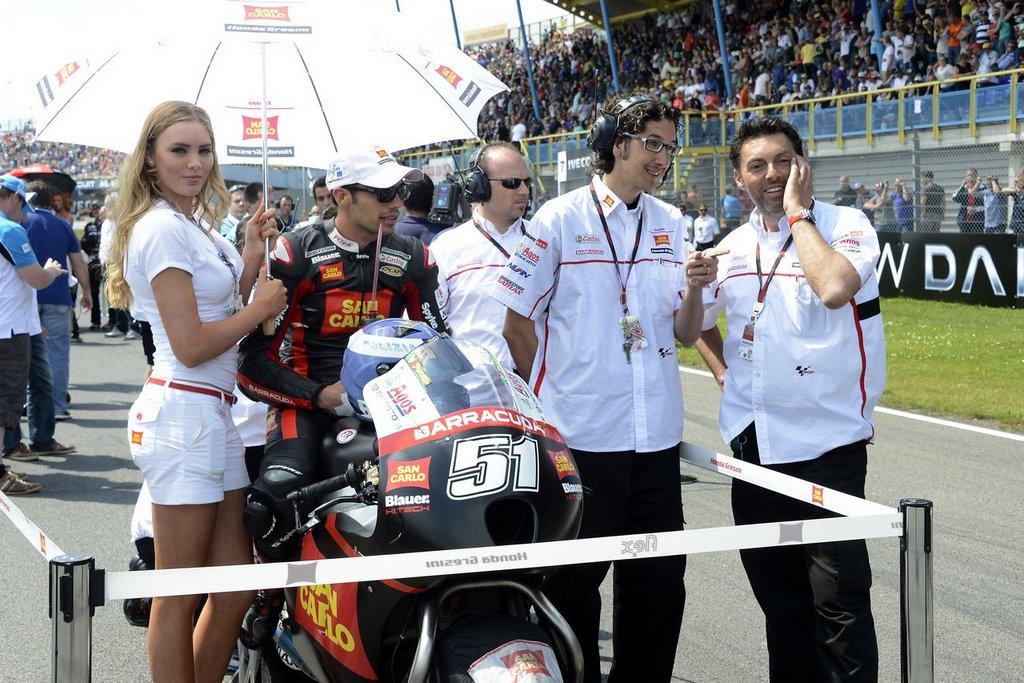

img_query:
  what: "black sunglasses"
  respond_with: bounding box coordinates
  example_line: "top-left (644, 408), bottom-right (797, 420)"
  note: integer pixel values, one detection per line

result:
top-left (490, 176), bottom-right (533, 190)
top-left (348, 183), bottom-right (411, 203)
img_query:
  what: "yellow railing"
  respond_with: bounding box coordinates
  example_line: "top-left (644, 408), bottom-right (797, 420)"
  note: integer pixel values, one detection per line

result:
top-left (399, 67), bottom-right (1024, 195)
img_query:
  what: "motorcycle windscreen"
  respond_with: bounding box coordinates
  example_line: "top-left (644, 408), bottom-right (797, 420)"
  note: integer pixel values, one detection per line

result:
top-left (363, 337), bottom-right (554, 448)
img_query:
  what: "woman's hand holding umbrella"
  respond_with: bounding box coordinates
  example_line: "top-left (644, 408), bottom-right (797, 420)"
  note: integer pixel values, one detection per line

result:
top-left (241, 203), bottom-right (282, 334)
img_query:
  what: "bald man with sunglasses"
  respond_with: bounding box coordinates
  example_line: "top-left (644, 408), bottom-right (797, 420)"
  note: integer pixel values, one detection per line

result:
top-left (431, 142), bottom-right (532, 372)
top-left (238, 143), bottom-right (448, 559)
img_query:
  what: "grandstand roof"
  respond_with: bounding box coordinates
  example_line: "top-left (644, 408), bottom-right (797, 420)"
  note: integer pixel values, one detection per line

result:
top-left (544, 0), bottom-right (695, 28)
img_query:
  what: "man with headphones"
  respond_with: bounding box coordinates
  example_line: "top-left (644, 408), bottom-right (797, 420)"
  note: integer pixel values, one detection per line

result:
top-left (493, 92), bottom-right (725, 681)
top-left (430, 142), bottom-right (532, 372)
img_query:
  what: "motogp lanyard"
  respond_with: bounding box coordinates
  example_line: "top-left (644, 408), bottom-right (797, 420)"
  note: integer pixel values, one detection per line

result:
top-left (589, 185), bottom-right (644, 314)
top-left (472, 217), bottom-right (518, 259)
top-left (739, 234), bottom-right (794, 361)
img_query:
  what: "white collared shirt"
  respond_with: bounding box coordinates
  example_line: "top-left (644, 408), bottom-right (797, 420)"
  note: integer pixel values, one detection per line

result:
top-left (124, 200), bottom-right (244, 391)
top-left (702, 200), bottom-right (887, 464)
top-left (431, 209), bottom-right (527, 371)
top-left (490, 174), bottom-right (693, 453)
top-left (693, 214), bottom-right (720, 243)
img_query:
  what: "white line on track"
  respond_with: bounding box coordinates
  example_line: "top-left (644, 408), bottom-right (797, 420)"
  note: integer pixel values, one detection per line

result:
top-left (677, 365), bottom-right (1024, 442)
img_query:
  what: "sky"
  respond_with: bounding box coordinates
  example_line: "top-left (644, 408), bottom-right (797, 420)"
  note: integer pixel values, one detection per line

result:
top-left (0, 0), bottom-right (570, 121)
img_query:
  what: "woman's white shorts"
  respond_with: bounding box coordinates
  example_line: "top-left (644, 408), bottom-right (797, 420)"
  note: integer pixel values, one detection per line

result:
top-left (127, 381), bottom-right (249, 505)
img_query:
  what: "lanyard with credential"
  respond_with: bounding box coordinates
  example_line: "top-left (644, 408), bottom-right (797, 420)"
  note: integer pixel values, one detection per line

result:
top-left (589, 184), bottom-right (645, 363)
top-left (472, 218), bottom-right (518, 259)
top-left (738, 233), bottom-right (794, 361)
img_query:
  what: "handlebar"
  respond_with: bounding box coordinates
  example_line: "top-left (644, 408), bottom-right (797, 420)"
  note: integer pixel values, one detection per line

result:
top-left (287, 465), bottom-right (359, 506)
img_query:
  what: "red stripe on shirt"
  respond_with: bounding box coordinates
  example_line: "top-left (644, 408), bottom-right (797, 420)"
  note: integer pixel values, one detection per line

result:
top-left (850, 298), bottom-right (874, 441)
top-left (446, 263), bottom-right (505, 282)
top-left (532, 312), bottom-right (550, 395)
top-left (559, 257), bottom-right (685, 266)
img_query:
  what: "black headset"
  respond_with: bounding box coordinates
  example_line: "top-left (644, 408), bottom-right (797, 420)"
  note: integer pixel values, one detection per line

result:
top-left (587, 93), bottom-right (656, 157)
top-left (463, 147), bottom-right (491, 203)
top-left (463, 145), bottom-right (534, 207)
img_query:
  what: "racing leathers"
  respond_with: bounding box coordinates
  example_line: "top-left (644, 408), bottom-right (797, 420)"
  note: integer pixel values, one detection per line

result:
top-left (238, 219), bottom-right (448, 558)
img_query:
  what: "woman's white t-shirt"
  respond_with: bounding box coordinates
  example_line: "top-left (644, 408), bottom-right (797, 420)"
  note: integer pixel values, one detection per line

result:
top-left (124, 200), bottom-right (243, 391)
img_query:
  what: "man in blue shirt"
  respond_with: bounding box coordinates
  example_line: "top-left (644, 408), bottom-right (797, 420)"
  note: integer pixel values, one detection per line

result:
top-left (24, 181), bottom-right (91, 422)
top-left (721, 188), bottom-right (744, 230)
top-left (0, 175), bottom-right (68, 492)
top-left (395, 175), bottom-right (447, 245)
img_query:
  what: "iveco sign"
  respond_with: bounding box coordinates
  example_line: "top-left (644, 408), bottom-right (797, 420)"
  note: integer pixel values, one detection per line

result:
top-left (875, 234), bottom-right (1023, 307)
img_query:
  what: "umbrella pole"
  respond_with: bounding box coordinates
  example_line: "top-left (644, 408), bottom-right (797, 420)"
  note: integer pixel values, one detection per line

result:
top-left (260, 41), bottom-right (276, 335)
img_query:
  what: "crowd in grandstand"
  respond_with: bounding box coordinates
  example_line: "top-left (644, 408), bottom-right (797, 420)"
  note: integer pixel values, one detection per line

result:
top-left (472, 0), bottom-right (1024, 140)
top-left (0, 128), bottom-right (124, 180)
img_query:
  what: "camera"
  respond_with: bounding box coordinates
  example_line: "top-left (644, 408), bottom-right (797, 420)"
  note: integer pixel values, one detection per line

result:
top-left (428, 172), bottom-right (472, 227)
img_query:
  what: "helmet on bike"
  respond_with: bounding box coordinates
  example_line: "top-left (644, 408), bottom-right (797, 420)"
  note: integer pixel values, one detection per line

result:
top-left (342, 319), bottom-right (442, 420)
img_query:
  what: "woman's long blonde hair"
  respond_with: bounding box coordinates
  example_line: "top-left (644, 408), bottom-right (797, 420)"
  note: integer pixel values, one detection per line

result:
top-left (104, 101), bottom-right (230, 308)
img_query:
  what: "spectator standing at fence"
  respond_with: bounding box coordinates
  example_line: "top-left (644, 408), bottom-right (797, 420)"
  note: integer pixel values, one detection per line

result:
top-left (892, 178), bottom-right (914, 231)
top-left (980, 173), bottom-right (1008, 232)
top-left (24, 182), bottom-right (92, 421)
top-left (106, 101), bottom-right (285, 681)
top-left (0, 175), bottom-right (67, 494)
top-left (1001, 170), bottom-right (1024, 234)
top-left (953, 167), bottom-right (984, 232)
top-left (395, 175), bottom-right (446, 245)
top-left (432, 143), bottom-right (531, 371)
top-left (80, 204), bottom-right (104, 329)
top-left (497, 93), bottom-right (723, 682)
top-left (696, 116), bottom-right (884, 682)
top-left (693, 204), bottom-right (720, 250)
top-left (833, 175), bottom-right (858, 207)
top-left (722, 188), bottom-right (744, 229)
top-left (920, 171), bottom-right (947, 231)
top-left (864, 180), bottom-right (896, 230)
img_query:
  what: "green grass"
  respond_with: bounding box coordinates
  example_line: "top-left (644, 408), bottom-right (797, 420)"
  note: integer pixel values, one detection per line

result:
top-left (678, 298), bottom-right (1024, 433)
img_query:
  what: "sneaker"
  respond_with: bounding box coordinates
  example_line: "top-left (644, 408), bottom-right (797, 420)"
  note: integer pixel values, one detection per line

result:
top-left (0, 471), bottom-right (41, 494)
top-left (5, 443), bottom-right (39, 461)
top-left (30, 441), bottom-right (77, 456)
top-left (124, 330), bottom-right (139, 340)
top-left (55, 411), bottom-right (72, 422)
top-left (101, 322), bottom-right (114, 332)
top-left (71, 336), bottom-right (83, 344)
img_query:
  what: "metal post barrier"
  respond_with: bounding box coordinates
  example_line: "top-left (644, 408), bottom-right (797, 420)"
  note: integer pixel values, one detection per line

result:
top-left (50, 554), bottom-right (102, 682)
top-left (900, 499), bottom-right (934, 683)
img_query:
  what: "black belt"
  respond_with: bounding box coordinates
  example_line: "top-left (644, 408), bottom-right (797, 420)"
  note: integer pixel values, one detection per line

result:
top-left (856, 297), bottom-right (880, 321)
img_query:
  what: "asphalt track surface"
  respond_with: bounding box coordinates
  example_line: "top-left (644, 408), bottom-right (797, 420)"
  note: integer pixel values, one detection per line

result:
top-left (1, 332), bottom-right (1021, 681)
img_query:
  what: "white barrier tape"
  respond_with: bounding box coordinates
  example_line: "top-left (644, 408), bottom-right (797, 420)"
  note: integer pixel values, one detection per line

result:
top-left (104, 513), bottom-right (902, 601)
top-left (681, 444), bottom-right (897, 517)
top-left (0, 490), bottom-right (65, 561)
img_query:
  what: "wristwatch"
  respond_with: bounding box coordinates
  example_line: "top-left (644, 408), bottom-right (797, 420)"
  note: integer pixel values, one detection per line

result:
top-left (787, 208), bottom-right (815, 228)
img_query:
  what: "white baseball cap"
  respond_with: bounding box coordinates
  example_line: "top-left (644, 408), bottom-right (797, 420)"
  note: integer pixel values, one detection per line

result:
top-left (325, 144), bottom-right (423, 190)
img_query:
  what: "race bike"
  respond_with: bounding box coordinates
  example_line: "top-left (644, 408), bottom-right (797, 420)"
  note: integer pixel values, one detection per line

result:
top-left (235, 337), bottom-right (585, 682)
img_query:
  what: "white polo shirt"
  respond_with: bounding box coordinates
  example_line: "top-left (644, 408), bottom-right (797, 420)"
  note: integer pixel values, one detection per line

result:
top-left (490, 174), bottom-right (693, 453)
top-left (124, 200), bottom-right (244, 392)
top-left (693, 214), bottom-right (719, 244)
top-left (702, 200), bottom-right (886, 465)
top-left (431, 209), bottom-right (528, 371)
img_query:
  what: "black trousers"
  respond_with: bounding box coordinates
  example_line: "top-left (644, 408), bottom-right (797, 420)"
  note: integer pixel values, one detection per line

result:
top-left (730, 423), bottom-right (878, 682)
top-left (88, 262), bottom-right (102, 327)
top-left (543, 445), bottom-right (686, 683)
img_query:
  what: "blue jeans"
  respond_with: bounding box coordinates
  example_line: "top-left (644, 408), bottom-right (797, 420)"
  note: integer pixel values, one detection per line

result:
top-left (3, 333), bottom-right (56, 453)
top-left (39, 304), bottom-right (71, 414)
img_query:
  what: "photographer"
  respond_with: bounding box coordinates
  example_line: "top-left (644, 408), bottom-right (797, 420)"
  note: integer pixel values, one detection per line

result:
top-left (863, 180), bottom-right (896, 231)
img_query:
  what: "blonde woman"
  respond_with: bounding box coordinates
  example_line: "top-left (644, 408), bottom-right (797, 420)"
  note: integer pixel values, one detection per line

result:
top-left (105, 101), bottom-right (286, 682)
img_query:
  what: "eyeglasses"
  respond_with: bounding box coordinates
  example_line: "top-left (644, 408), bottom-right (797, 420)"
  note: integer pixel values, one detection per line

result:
top-left (621, 133), bottom-right (681, 158)
top-left (490, 176), bottom-right (533, 190)
top-left (348, 183), bottom-right (411, 203)
top-left (228, 184), bottom-right (245, 193)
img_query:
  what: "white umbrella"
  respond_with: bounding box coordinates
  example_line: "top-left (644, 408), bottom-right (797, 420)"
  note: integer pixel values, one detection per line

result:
top-left (31, 0), bottom-right (507, 276)
top-left (31, 0), bottom-right (508, 167)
